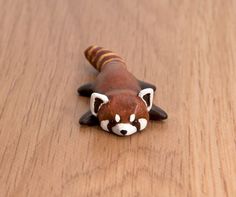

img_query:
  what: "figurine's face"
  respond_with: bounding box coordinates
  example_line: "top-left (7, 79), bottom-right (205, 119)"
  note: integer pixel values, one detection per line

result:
top-left (90, 88), bottom-right (153, 136)
top-left (98, 95), bottom-right (149, 136)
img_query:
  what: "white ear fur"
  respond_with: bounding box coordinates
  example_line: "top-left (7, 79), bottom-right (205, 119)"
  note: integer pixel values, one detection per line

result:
top-left (138, 88), bottom-right (154, 111)
top-left (90, 93), bottom-right (109, 116)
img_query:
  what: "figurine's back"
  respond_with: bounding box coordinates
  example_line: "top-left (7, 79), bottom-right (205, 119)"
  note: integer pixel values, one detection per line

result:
top-left (84, 45), bottom-right (140, 95)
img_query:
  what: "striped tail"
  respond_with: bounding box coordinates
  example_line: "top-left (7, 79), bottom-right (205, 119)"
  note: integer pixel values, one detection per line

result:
top-left (84, 45), bottom-right (126, 71)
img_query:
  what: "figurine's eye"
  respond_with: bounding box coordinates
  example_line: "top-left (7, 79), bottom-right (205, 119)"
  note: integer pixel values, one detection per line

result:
top-left (110, 120), bottom-right (116, 124)
top-left (131, 119), bottom-right (139, 125)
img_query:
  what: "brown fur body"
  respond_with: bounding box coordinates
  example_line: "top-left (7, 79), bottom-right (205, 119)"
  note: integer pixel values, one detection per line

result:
top-left (84, 46), bottom-right (149, 122)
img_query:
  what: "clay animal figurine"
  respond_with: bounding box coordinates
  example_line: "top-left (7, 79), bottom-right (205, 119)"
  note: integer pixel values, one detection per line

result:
top-left (78, 45), bottom-right (167, 136)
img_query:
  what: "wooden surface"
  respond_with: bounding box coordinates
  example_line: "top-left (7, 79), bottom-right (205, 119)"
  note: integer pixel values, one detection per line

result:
top-left (0, 0), bottom-right (236, 196)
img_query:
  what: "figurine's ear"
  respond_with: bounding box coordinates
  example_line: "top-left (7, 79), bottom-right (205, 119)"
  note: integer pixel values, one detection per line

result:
top-left (138, 88), bottom-right (154, 111)
top-left (90, 93), bottom-right (109, 116)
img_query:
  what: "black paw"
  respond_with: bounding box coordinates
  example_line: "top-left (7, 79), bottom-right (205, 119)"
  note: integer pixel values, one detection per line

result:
top-left (149, 104), bottom-right (168, 120)
top-left (77, 83), bottom-right (94, 97)
top-left (79, 111), bottom-right (99, 126)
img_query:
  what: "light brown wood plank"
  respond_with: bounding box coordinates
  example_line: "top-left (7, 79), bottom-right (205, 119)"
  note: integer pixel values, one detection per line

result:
top-left (0, 0), bottom-right (236, 196)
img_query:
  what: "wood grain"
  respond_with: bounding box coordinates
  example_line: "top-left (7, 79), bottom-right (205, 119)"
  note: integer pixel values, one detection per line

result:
top-left (0, 0), bottom-right (236, 196)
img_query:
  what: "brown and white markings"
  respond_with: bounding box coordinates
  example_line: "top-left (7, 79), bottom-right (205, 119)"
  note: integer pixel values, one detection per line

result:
top-left (78, 45), bottom-right (167, 136)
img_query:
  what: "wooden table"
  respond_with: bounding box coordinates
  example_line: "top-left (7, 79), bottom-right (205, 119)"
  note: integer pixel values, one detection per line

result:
top-left (0, 0), bottom-right (236, 196)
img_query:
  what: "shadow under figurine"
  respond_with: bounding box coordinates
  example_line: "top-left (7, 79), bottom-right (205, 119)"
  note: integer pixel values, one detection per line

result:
top-left (78, 45), bottom-right (167, 136)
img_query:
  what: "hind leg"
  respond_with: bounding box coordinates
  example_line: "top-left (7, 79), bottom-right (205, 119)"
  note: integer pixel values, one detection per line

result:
top-left (138, 80), bottom-right (156, 91)
top-left (77, 83), bottom-right (94, 97)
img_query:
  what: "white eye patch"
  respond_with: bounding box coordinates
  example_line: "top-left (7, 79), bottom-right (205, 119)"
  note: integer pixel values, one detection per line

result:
top-left (100, 120), bottom-right (109, 132)
top-left (138, 118), bottom-right (147, 130)
top-left (115, 114), bottom-right (120, 122)
top-left (129, 114), bottom-right (135, 122)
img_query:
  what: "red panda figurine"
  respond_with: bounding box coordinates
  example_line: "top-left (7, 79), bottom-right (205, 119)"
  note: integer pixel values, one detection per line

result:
top-left (78, 45), bottom-right (167, 136)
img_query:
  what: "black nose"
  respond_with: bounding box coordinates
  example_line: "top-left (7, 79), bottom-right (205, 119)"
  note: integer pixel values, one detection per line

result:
top-left (120, 130), bottom-right (127, 135)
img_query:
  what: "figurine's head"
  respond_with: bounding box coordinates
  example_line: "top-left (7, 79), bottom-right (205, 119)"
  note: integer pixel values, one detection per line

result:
top-left (90, 88), bottom-right (154, 136)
